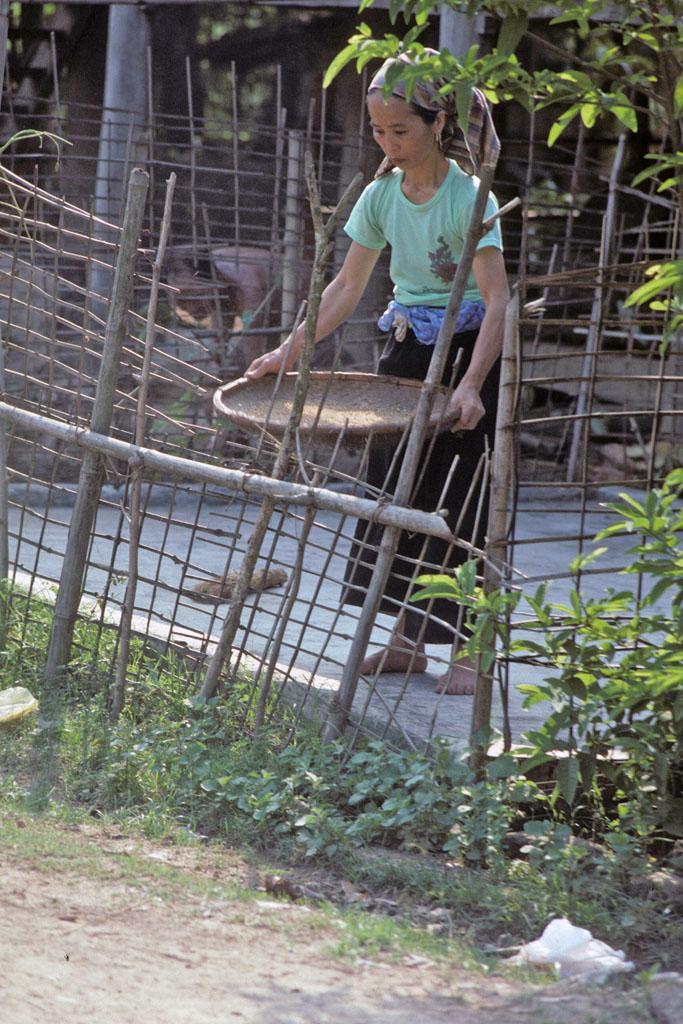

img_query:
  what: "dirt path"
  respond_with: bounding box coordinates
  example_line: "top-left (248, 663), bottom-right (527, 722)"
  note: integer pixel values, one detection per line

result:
top-left (0, 821), bottom-right (654, 1024)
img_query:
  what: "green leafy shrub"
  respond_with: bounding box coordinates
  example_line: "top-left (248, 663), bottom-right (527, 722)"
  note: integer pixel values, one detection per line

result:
top-left (413, 469), bottom-right (683, 840)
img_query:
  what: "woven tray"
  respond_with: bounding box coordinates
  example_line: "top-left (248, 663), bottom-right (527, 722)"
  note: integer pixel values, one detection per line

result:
top-left (214, 372), bottom-right (457, 444)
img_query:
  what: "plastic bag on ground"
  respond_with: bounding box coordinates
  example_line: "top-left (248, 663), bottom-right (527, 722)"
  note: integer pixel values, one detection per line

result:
top-left (510, 917), bottom-right (634, 982)
top-left (0, 686), bottom-right (39, 725)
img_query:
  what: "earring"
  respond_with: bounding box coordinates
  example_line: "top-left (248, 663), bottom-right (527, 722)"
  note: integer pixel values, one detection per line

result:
top-left (435, 127), bottom-right (443, 149)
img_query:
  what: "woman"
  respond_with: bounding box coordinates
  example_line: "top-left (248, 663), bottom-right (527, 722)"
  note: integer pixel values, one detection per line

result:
top-left (246, 53), bottom-right (509, 695)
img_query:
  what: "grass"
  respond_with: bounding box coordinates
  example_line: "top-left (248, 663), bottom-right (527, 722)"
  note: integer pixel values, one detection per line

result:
top-left (0, 791), bottom-right (491, 971)
top-left (0, 588), bottom-right (682, 978)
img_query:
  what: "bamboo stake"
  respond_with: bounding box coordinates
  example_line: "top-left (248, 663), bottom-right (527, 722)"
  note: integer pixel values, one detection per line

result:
top-left (43, 167), bottom-right (149, 686)
top-left (322, 162), bottom-right (498, 742)
top-left (254, 482), bottom-right (319, 731)
top-left (186, 56), bottom-right (198, 269)
top-left (231, 60), bottom-right (240, 270)
top-left (111, 172), bottom-right (176, 721)
top-left (0, 321), bottom-right (9, 649)
top-left (469, 292), bottom-right (520, 771)
top-left (566, 134), bottom-right (626, 482)
top-left (146, 44), bottom-right (156, 241)
top-left (49, 30), bottom-right (64, 150)
top-left (197, 159), bottom-right (363, 702)
top-left (318, 82), bottom-right (327, 187)
top-left (201, 202), bottom-right (225, 341)
top-left (280, 129), bottom-right (303, 339)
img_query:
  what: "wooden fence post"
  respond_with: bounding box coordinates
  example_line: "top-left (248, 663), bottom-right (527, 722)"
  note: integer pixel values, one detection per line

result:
top-left (469, 290), bottom-right (519, 770)
top-left (110, 172), bottom-right (176, 722)
top-left (43, 167), bottom-right (149, 686)
top-left (0, 323), bottom-right (8, 649)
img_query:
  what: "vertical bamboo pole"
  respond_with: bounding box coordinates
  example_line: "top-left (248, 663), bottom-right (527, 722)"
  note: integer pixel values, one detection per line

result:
top-left (280, 129), bottom-right (303, 339)
top-left (318, 82), bottom-right (327, 187)
top-left (185, 56), bottom-right (199, 268)
top-left (566, 134), bottom-right (626, 482)
top-left (0, 1), bottom-right (9, 94)
top-left (201, 202), bottom-right (226, 341)
top-left (0, 2), bottom-right (11, 621)
top-left (270, 67), bottom-right (284, 253)
top-left (43, 168), bottom-right (149, 685)
top-left (322, 164), bottom-right (497, 741)
top-left (111, 173), bottom-right (176, 721)
top-left (49, 30), bottom-right (63, 148)
top-left (231, 61), bottom-right (240, 269)
top-left (254, 489), bottom-right (319, 731)
top-left (0, 323), bottom-right (9, 649)
top-left (469, 291), bottom-right (519, 770)
top-left (146, 44), bottom-right (156, 241)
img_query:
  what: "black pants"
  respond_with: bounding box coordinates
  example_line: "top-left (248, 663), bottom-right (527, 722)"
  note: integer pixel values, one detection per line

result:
top-left (342, 326), bottom-right (500, 645)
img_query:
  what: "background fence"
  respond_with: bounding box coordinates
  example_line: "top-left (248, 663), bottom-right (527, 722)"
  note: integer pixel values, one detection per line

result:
top-left (0, 78), bottom-right (679, 753)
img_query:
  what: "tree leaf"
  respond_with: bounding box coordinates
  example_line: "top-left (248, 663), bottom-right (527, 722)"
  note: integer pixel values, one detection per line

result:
top-left (611, 103), bottom-right (637, 132)
top-left (625, 271), bottom-right (681, 307)
top-left (454, 82), bottom-right (473, 135)
top-left (323, 42), bottom-right (361, 88)
top-left (675, 74), bottom-right (683, 116)
top-left (580, 102), bottom-right (599, 128)
top-left (547, 105), bottom-right (580, 147)
top-left (556, 756), bottom-right (580, 804)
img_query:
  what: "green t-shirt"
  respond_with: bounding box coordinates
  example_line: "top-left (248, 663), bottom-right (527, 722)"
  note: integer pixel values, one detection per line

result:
top-left (344, 159), bottom-right (503, 307)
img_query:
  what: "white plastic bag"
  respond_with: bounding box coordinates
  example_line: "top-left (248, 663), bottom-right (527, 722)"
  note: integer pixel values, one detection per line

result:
top-left (0, 686), bottom-right (38, 725)
top-left (511, 917), bottom-right (634, 982)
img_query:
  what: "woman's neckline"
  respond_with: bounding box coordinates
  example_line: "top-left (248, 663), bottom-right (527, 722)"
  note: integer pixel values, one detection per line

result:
top-left (399, 160), bottom-right (452, 207)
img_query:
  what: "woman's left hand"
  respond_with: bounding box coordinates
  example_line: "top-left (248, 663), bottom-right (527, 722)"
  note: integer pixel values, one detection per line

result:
top-left (446, 382), bottom-right (485, 432)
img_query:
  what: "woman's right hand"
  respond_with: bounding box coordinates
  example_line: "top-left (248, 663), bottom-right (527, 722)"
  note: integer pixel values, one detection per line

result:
top-left (245, 340), bottom-right (298, 380)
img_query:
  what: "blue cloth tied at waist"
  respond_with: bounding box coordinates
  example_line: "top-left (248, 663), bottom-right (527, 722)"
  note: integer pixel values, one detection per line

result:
top-left (377, 300), bottom-right (485, 345)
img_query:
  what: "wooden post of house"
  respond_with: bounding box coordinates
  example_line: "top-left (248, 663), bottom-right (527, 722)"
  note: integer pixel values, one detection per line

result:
top-left (438, 6), bottom-right (483, 55)
top-left (90, 5), bottom-right (151, 316)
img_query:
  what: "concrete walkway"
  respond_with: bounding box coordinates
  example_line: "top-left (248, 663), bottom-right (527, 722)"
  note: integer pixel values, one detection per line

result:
top-left (8, 483), bottom-right (655, 750)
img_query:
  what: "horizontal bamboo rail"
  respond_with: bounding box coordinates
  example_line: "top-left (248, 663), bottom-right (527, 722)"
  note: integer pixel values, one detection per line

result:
top-left (0, 400), bottom-right (480, 549)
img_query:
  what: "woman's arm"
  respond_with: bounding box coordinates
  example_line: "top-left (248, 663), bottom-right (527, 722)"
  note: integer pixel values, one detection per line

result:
top-left (245, 242), bottom-right (381, 379)
top-left (447, 246), bottom-right (510, 431)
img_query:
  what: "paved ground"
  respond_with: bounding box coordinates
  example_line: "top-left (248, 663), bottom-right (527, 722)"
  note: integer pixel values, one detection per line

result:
top-left (8, 482), bottom-right (654, 750)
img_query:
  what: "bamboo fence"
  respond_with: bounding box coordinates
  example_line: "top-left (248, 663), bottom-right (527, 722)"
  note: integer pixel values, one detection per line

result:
top-left (0, 64), bottom-right (679, 754)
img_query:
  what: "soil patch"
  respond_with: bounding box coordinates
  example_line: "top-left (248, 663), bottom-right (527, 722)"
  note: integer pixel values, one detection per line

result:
top-left (0, 819), bottom-right (656, 1024)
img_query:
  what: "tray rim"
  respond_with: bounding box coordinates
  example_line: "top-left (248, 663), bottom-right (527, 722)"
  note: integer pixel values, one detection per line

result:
top-left (213, 370), bottom-right (457, 440)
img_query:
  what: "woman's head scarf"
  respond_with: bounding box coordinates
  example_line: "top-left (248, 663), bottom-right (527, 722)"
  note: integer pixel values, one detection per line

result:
top-left (368, 49), bottom-right (500, 179)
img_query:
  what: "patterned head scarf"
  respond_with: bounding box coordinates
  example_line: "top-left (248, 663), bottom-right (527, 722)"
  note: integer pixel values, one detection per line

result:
top-left (368, 50), bottom-right (500, 179)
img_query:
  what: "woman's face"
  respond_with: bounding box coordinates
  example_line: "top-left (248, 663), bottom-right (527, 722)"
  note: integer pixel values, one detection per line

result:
top-left (367, 93), bottom-right (441, 171)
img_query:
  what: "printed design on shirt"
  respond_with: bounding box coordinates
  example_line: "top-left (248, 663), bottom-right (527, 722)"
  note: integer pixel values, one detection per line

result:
top-left (427, 235), bottom-right (458, 283)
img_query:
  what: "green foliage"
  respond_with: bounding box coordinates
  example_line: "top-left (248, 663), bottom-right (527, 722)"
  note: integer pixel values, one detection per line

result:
top-left (625, 260), bottom-right (683, 347)
top-left (413, 470), bottom-right (683, 838)
top-left (3, 587), bottom-right (683, 969)
top-left (193, 738), bottom-right (534, 865)
top-left (327, 1), bottom-right (683, 326)
top-left (412, 558), bottom-right (521, 673)
top-left (325, 1), bottom-right (680, 143)
top-left (0, 587), bottom-right (535, 864)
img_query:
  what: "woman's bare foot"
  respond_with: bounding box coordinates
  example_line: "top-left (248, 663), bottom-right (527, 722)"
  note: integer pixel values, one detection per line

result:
top-left (361, 635), bottom-right (428, 676)
top-left (435, 656), bottom-right (478, 695)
